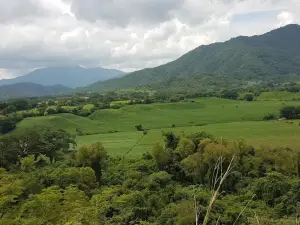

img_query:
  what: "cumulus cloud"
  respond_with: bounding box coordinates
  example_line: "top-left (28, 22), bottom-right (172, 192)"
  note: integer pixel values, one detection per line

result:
top-left (0, 0), bottom-right (299, 78)
top-left (69, 0), bottom-right (184, 27)
top-left (277, 11), bottom-right (295, 27)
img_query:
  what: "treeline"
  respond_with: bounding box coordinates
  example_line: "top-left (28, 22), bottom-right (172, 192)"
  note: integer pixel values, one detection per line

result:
top-left (1, 128), bottom-right (300, 224)
top-left (1, 87), bottom-right (299, 134)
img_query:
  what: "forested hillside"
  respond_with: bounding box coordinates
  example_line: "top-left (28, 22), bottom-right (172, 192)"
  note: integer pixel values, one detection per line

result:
top-left (0, 83), bottom-right (71, 100)
top-left (85, 24), bottom-right (300, 92)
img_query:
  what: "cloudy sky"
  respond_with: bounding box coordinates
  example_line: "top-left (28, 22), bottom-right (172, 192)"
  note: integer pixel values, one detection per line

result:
top-left (0, 0), bottom-right (299, 79)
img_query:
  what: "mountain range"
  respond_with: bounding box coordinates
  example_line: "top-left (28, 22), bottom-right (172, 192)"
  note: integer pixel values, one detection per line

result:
top-left (0, 83), bottom-right (71, 100)
top-left (84, 24), bottom-right (300, 92)
top-left (1, 24), bottom-right (300, 99)
top-left (0, 66), bottom-right (124, 88)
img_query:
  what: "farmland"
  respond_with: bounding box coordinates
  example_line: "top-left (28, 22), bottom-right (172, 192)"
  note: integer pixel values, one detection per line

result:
top-left (16, 97), bottom-right (300, 157)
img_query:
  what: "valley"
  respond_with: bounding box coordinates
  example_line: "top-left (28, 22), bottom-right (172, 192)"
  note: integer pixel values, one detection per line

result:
top-left (1, 23), bottom-right (300, 224)
top-left (15, 97), bottom-right (300, 157)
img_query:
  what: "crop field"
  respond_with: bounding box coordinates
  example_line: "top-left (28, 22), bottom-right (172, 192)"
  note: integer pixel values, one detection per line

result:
top-left (16, 97), bottom-right (300, 158)
top-left (17, 114), bottom-right (103, 135)
top-left (76, 120), bottom-right (300, 157)
top-left (89, 98), bottom-right (293, 132)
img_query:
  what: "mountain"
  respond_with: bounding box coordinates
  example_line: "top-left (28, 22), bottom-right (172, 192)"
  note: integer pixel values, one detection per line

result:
top-left (84, 24), bottom-right (300, 92)
top-left (0, 66), bottom-right (124, 88)
top-left (0, 83), bottom-right (71, 100)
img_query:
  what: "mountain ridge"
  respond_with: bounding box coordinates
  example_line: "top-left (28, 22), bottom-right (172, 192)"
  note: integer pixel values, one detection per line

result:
top-left (0, 66), bottom-right (125, 88)
top-left (84, 24), bottom-right (300, 92)
top-left (0, 82), bottom-right (71, 100)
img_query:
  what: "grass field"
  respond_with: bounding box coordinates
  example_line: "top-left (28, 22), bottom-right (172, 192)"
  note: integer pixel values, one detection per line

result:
top-left (16, 97), bottom-right (300, 158)
top-left (18, 97), bottom-right (291, 134)
top-left (90, 98), bottom-right (292, 132)
top-left (76, 120), bottom-right (300, 157)
top-left (257, 91), bottom-right (300, 101)
top-left (17, 114), bottom-right (103, 135)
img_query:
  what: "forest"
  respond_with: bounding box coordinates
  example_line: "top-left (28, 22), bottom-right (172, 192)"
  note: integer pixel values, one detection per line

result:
top-left (1, 127), bottom-right (300, 224)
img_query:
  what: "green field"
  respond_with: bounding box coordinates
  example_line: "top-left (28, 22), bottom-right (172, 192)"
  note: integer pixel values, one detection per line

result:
top-left (16, 97), bottom-right (300, 158)
top-left (89, 98), bottom-right (290, 132)
top-left (18, 114), bottom-right (103, 135)
top-left (257, 91), bottom-right (300, 101)
top-left (18, 98), bottom-right (290, 133)
top-left (77, 120), bottom-right (300, 157)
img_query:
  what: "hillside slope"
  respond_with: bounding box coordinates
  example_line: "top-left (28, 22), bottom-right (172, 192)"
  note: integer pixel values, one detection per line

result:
top-left (85, 24), bottom-right (300, 92)
top-left (0, 66), bottom-right (124, 88)
top-left (0, 83), bottom-right (71, 100)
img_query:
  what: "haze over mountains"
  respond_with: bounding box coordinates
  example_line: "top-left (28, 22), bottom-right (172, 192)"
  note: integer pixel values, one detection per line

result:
top-left (85, 24), bottom-right (300, 92)
top-left (0, 83), bottom-right (71, 100)
top-left (0, 66), bottom-right (124, 88)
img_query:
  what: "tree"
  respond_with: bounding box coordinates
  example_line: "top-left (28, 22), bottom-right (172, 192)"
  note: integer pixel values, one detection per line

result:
top-left (3, 105), bottom-right (17, 114)
top-left (163, 132), bottom-right (180, 150)
top-left (220, 90), bottom-right (238, 100)
top-left (280, 106), bottom-right (300, 119)
top-left (0, 128), bottom-right (76, 169)
top-left (243, 93), bottom-right (254, 101)
top-left (20, 155), bottom-right (36, 172)
top-left (47, 99), bottom-right (55, 106)
top-left (254, 172), bottom-right (290, 207)
top-left (0, 102), bottom-right (8, 110)
top-left (11, 99), bottom-right (29, 110)
top-left (180, 152), bottom-right (205, 183)
top-left (152, 143), bottom-right (171, 170)
top-left (0, 119), bottom-right (16, 134)
top-left (76, 142), bottom-right (108, 182)
top-left (149, 171), bottom-right (171, 187)
top-left (38, 128), bottom-right (76, 163)
top-left (175, 138), bottom-right (196, 159)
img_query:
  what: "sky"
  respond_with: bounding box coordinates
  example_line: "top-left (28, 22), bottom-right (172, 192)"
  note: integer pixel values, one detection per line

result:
top-left (0, 0), bottom-right (299, 79)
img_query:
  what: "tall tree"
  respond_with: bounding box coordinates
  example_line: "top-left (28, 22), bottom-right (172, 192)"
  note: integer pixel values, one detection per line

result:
top-left (76, 142), bottom-right (108, 182)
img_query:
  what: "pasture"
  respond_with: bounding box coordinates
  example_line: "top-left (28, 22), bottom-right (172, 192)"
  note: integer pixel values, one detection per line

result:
top-left (76, 120), bottom-right (300, 157)
top-left (16, 97), bottom-right (300, 158)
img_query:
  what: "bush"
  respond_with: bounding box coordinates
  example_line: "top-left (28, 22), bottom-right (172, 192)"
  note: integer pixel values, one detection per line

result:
top-left (76, 128), bottom-right (84, 136)
top-left (280, 105), bottom-right (300, 119)
top-left (221, 90), bottom-right (238, 100)
top-left (0, 119), bottom-right (16, 134)
top-left (244, 93), bottom-right (254, 101)
top-left (263, 113), bottom-right (276, 120)
top-left (135, 124), bottom-right (145, 131)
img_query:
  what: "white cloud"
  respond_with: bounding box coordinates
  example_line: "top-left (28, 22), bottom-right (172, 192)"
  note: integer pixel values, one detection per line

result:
top-left (0, 0), bottom-right (299, 77)
top-left (277, 11), bottom-right (295, 27)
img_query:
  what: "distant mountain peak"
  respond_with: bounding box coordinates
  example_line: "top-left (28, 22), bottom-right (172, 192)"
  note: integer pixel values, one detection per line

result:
top-left (0, 66), bottom-right (124, 88)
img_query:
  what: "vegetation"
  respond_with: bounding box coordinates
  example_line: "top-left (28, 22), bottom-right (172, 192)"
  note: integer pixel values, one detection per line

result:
top-left (1, 24), bottom-right (300, 224)
top-left (83, 24), bottom-right (300, 93)
top-left (1, 128), bottom-right (299, 224)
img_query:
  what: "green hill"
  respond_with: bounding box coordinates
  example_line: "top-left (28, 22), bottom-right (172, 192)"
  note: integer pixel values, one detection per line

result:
top-left (17, 98), bottom-right (292, 135)
top-left (85, 24), bottom-right (300, 92)
top-left (0, 82), bottom-right (71, 100)
top-left (16, 113), bottom-right (102, 135)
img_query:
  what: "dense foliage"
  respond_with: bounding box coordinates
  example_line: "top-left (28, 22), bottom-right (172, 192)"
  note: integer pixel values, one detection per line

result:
top-left (0, 128), bottom-right (299, 224)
